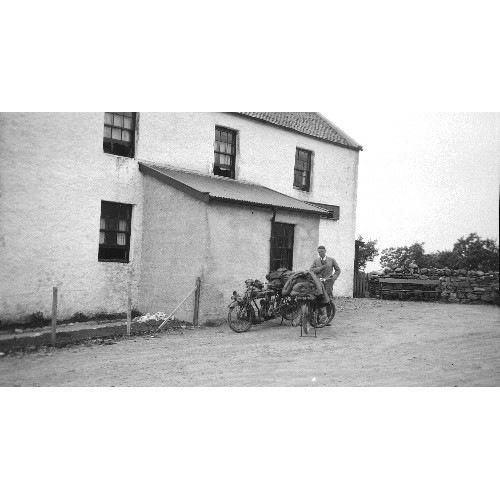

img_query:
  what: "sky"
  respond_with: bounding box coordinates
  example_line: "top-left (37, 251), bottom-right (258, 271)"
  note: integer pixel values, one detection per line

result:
top-left (322, 112), bottom-right (500, 270)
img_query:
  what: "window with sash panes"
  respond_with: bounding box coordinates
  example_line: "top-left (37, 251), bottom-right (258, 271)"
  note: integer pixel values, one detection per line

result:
top-left (214, 126), bottom-right (236, 179)
top-left (98, 201), bottom-right (132, 262)
top-left (293, 148), bottom-right (312, 191)
top-left (270, 222), bottom-right (294, 272)
top-left (103, 112), bottom-right (136, 158)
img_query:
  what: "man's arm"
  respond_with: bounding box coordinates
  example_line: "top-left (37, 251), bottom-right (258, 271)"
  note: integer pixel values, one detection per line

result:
top-left (310, 258), bottom-right (325, 274)
top-left (331, 258), bottom-right (341, 282)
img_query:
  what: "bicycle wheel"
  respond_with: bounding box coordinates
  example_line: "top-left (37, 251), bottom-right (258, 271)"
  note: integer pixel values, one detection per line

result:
top-left (228, 304), bottom-right (254, 332)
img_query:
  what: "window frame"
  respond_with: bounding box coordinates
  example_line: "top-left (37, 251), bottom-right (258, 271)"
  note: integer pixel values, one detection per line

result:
top-left (103, 112), bottom-right (136, 158)
top-left (270, 222), bottom-right (295, 272)
top-left (98, 201), bottom-right (132, 263)
top-left (293, 148), bottom-right (313, 192)
top-left (213, 126), bottom-right (237, 179)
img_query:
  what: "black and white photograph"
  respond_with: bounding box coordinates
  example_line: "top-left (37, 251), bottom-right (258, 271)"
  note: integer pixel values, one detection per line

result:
top-left (1, 110), bottom-right (498, 387)
top-left (1, 1), bottom-right (498, 499)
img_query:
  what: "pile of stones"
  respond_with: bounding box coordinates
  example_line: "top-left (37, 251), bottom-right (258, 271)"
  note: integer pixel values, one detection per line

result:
top-left (367, 265), bottom-right (499, 305)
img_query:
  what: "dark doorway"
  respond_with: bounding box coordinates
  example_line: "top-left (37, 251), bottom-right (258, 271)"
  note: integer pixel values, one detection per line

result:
top-left (270, 222), bottom-right (294, 271)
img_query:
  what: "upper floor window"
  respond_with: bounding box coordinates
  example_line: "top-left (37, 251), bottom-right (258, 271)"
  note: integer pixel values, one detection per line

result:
top-left (103, 112), bottom-right (136, 158)
top-left (99, 201), bottom-right (132, 262)
top-left (293, 148), bottom-right (312, 192)
top-left (214, 126), bottom-right (236, 179)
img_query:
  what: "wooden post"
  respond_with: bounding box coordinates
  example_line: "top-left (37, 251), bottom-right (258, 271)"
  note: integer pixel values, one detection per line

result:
top-left (193, 277), bottom-right (201, 326)
top-left (51, 286), bottom-right (58, 344)
top-left (127, 282), bottom-right (132, 335)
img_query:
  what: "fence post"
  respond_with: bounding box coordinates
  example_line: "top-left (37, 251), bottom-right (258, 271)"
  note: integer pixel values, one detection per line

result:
top-left (51, 286), bottom-right (58, 344)
top-left (193, 277), bottom-right (201, 326)
top-left (127, 281), bottom-right (132, 335)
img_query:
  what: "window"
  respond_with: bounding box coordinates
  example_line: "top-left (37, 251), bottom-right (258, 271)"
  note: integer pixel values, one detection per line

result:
top-left (293, 148), bottom-right (312, 191)
top-left (214, 126), bottom-right (236, 179)
top-left (270, 222), bottom-right (294, 271)
top-left (103, 112), bottom-right (136, 158)
top-left (98, 201), bottom-right (132, 262)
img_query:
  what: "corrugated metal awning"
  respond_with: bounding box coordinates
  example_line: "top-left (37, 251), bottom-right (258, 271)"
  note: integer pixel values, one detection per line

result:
top-left (139, 162), bottom-right (331, 217)
top-left (306, 202), bottom-right (340, 220)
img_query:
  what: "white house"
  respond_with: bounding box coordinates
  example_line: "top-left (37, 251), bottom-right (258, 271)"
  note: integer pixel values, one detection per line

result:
top-left (0, 112), bottom-right (362, 324)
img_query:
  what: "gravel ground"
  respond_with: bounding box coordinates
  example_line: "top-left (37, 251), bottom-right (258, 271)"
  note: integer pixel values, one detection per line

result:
top-left (1, 299), bottom-right (499, 386)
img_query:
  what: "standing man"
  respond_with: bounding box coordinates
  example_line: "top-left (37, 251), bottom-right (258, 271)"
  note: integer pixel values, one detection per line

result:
top-left (310, 245), bottom-right (341, 298)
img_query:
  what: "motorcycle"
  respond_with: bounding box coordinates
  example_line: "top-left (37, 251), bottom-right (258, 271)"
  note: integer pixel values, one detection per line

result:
top-left (227, 278), bottom-right (300, 333)
top-left (228, 272), bottom-right (335, 334)
top-left (283, 273), bottom-right (335, 336)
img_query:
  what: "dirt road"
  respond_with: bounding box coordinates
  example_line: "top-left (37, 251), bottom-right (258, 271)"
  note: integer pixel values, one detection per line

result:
top-left (1, 299), bottom-right (499, 386)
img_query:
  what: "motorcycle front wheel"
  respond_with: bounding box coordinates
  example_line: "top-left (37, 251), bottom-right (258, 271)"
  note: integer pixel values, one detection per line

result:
top-left (300, 302), bottom-right (310, 335)
top-left (228, 304), bottom-right (255, 332)
top-left (325, 301), bottom-right (336, 325)
top-left (311, 302), bottom-right (335, 328)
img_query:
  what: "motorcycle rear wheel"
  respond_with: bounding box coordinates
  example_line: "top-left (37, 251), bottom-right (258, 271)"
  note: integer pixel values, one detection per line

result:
top-left (282, 303), bottom-right (300, 322)
top-left (228, 304), bottom-right (254, 332)
top-left (278, 296), bottom-right (300, 322)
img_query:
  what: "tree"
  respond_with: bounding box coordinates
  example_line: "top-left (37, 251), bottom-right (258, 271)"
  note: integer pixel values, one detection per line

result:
top-left (356, 236), bottom-right (379, 271)
top-left (379, 233), bottom-right (499, 271)
top-left (380, 242), bottom-right (426, 269)
top-left (423, 249), bottom-right (461, 269)
top-left (452, 233), bottom-right (499, 271)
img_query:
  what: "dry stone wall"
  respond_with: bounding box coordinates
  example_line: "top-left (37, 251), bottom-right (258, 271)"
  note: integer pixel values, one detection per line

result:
top-left (368, 266), bottom-right (499, 305)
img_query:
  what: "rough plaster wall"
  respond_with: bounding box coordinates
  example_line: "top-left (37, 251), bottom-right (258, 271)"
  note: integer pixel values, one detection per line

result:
top-left (0, 111), bottom-right (359, 323)
top-left (0, 113), bottom-right (143, 323)
top-left (211, 113), bottom-right (359, 297)
top-left (202, 203), bottom-right (320, 321)
top-left (139, 175), bottom-right (208, 320)
top-left (138, 113), bottom-right (215, 174)
top-left (317, 150), bottom-right (359, 297)
top-left (139, 176), bottom-right (320, 322)
top-left (137, 112), bottom-right (359, 295)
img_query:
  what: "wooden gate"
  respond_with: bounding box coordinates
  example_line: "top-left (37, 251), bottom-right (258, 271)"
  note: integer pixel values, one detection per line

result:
top-left (353, 271), bottom-right (368, 298)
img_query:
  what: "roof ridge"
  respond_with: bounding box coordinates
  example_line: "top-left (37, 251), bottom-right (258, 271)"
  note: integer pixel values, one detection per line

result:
top-left (314, 112), bottom-right (363, 150)
top-left (231, 112), bottom-right (363, 151)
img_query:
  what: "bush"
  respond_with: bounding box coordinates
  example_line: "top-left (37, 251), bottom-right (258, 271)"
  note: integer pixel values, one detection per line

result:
top-left (131, 308), bottom-right (142, 318)
top-left (28, 311), bottom-right (49, 328)
top-left (69, 312), bottom-right (89, 323)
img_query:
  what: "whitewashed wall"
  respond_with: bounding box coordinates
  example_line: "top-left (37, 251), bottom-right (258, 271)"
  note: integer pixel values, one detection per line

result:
top-left (138, 113), bottom-right (360, 295)
top-left (0, 112), bottom-right (359, 323)
top-left (0, 113), bottom-right (143, 322)
top-left (140, 175), bottom-right (320, 322)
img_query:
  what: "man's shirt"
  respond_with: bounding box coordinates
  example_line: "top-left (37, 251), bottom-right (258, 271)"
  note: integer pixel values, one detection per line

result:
top-left (310, 256), bottom-right (341, 281)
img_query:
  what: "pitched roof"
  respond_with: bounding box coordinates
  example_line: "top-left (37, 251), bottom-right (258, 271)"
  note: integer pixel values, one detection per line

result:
top-left (231, 112), bottom-right (363, 150)
top-left (139, 161), bottom-right (330, 216)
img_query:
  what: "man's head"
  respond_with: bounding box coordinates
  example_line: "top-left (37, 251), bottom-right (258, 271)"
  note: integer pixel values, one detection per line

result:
top-left (318, 245), bottom-right (326, 259)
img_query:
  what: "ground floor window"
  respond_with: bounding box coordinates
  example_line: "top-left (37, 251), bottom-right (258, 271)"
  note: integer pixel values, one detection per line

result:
top-left (270, 222), bottom-right (294, 271)
top-left (98, 201), bottom-right (132, 262)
